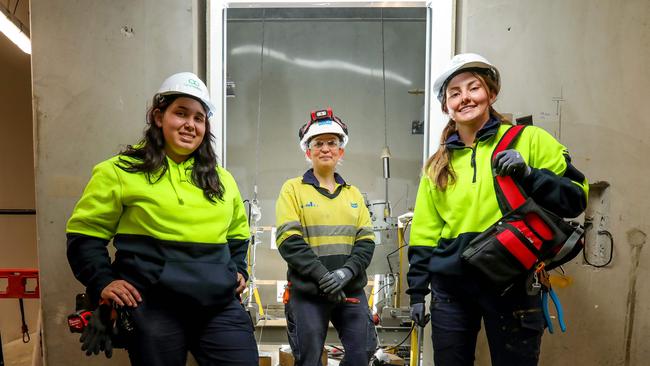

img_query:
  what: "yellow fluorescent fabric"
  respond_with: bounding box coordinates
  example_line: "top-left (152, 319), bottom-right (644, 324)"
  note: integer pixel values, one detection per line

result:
top-left (410, 124), bottom-right (588, 248)
top-left (275, 177), bottom-right (374, 248)
top-left (66, 155), bottom-right (249, 243)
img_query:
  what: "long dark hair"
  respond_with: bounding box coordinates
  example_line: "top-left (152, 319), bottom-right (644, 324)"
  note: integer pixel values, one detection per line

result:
top-left (424, 71), bottom-right (510, 190)
top-left (117, 94), bottom-right (225, 202)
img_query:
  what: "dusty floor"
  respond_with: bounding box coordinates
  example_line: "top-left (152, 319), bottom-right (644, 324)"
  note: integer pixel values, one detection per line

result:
top-left (1, 333), bottom-right (37, 366)
top-left (1, 337), bottom-right (349, 366)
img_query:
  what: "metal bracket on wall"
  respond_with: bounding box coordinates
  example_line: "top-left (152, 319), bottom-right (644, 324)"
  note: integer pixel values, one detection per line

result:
top-left (583, 181), bottom-right (613, 268)
top-left (0, 269), bottom-right (40, 366)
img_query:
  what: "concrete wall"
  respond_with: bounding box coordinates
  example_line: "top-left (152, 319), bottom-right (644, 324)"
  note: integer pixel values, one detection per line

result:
top-left (225, 9), bottom-right (426, 306)
top-left (30, 1), bottom-right (197, 364)
top-left (457, 0), bottom-right (649, 365)
top-left (0, 20), bottom-right (39, 344)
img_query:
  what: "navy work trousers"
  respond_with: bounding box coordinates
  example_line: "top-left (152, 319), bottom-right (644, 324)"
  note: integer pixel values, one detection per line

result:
top-left (125, 291), bottom-right (258, 366)
top-left (428, 273), bottom-right (544, 366)
top-left (285, 290), bottom-right (377, 366)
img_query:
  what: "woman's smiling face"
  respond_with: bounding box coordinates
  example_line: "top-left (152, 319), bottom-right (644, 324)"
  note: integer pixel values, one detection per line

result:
top-left (444, 72), bottom-right (496, 128)
top-left (155, 96), bottom-right (207, 163)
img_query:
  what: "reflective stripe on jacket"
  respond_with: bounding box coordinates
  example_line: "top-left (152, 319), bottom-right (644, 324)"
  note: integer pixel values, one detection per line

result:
top-left (275, 169), bottom-right (375, 295)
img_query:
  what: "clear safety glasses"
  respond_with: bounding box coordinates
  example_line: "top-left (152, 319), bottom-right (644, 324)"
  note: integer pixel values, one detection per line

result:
top-left (309, 139), bottom-right (341, 151)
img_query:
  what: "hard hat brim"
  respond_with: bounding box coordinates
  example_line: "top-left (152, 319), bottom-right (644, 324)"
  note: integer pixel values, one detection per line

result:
top-left (156, 72), bottom-right (215, 118)
top-left (158, 91), bottom-right (215, 118)
top-left (299, 122), bottom-right (349, 152)
top-left (433, 56), bottom-right (500, 103)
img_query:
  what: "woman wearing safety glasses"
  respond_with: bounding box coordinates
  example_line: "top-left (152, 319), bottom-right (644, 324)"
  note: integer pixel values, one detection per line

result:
top-left (275, 108), bottom-right (377, 365)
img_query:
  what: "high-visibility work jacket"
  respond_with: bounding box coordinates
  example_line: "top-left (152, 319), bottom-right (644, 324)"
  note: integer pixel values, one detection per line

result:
top-left (275, 169), bottom-right (375, 296)
top-left (406, 119), bottom-right (589, 305)
top-left (66, 155), bottom-right (250, 306)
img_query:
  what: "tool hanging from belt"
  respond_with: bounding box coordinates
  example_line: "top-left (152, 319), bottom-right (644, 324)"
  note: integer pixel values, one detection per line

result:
top-left (530, 264), bottom-right (566, 333)
top-left (542, 286), bottom-right (566, 333)
top-left (282, 282), bottom-right (360, 305)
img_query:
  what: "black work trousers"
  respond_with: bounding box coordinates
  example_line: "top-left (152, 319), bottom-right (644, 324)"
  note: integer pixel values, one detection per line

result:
top-left (285, 290), bottom-right (377, 366)
top-left (125, 291), bottom-right (258, 366)
top-left (428, 272), bottom-right (545, 366)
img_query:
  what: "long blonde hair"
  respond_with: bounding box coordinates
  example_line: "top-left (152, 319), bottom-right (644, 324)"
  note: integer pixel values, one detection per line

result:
top-left (424, 71), bottom-right (510, 190)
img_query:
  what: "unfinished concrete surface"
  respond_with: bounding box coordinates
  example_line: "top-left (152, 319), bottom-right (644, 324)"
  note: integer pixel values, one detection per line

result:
top-left (457, 0), bottom-right (650, 365)
top-left (30, 0), bottom-right (197, 364)
top-left (27, 0), bottom-right (650, 365)
top-left (0, 0), bottom-right (39, 361)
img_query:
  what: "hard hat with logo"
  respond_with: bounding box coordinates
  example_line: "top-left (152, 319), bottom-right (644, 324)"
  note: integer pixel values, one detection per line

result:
top-left (433, 53), bottom-right (500, 103)
top-left (298, 108), bottom-right (349, 152)
top-left (157, 72), bottom-right (215, 118)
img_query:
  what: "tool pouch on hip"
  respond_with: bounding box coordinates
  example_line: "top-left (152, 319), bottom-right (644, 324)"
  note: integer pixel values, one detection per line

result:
top-left (460, 125), bottom-right (585, 291)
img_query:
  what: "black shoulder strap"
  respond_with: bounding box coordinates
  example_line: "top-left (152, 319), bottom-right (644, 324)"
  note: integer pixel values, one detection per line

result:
top-left (492, 125), bottom-right (528, 214)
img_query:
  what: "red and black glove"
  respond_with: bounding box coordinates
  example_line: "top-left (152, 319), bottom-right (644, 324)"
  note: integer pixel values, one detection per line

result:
top-left (79, 303), bottom-right (116, 358)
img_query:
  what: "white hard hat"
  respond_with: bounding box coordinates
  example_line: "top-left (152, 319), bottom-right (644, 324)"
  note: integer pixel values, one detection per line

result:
top-left (433, 53), bottom-right (500, 103)
top-left (298, 108), bottom-right (349, 152)
top-left (157, 72), bottom-right (215, 118)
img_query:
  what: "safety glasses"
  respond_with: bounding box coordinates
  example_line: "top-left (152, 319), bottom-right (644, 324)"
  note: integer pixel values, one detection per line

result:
top-left (309, 139), bottom-right (341, 151)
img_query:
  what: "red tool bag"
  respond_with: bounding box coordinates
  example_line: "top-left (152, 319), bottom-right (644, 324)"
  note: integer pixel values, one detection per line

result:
top-left (461, 125), bottom-right (585, 291)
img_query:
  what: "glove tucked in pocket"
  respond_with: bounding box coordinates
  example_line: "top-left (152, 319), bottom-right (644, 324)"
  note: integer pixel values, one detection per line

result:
top-left (79, 303), bottom-right (116, 358)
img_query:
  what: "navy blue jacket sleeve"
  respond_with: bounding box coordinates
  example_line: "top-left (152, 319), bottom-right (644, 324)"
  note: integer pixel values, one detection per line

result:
top-left (519, 157), bottom-right (587, 218)
top-left (278, 234), bottom-right (330, 282)
top-left (406, 245), bottom-right (434, 305)
top-left (66, 233), bottom-right (118, 303)
top-left (228, 238), bottom-right (250, 281)
top-left (343, 239), bottom-right (375, 277)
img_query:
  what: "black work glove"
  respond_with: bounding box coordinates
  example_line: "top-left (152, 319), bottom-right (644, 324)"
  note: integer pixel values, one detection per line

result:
top-left (79, 303), bottom-right (115, 358)
top-left (493, 149), bottom-right (531, 179)
top-left (318, 268), bottom-right (353, 294)
top-left (326, 291), bottom-right (347, 304)
top-left (410, 303), bottom-right (430, 327)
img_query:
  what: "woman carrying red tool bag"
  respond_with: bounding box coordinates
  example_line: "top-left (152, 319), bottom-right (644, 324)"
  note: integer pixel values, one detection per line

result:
top-left (406, 53), bottom-right (588, 366)
top-left (461, 124), bottom-right (586, 292)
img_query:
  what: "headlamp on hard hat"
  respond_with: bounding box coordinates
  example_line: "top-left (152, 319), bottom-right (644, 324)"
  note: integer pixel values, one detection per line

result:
top-left (297, 107), bottom-right (349, 152)
top-left (298, 107), bottom-right (348, 140)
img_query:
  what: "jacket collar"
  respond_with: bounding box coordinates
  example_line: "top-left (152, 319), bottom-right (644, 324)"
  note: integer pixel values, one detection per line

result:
top-left (165, 155), bottom-right (195, 168)
top-left (444, 117), bottom-right (501, 150)
top-left (302, 168), bottom-right (347, 188)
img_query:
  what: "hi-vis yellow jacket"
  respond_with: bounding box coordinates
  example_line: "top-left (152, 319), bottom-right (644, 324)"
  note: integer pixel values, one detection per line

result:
top-left (275, 169), bottom-right (375, 295)
top-left (66, 155), bottom-right (250, 306)
top-left (406, 119), bottom-right (588, 305)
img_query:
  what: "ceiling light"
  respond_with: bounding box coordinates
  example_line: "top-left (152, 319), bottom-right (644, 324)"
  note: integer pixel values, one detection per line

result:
top-left (0, 8), bottom-right (31, 54)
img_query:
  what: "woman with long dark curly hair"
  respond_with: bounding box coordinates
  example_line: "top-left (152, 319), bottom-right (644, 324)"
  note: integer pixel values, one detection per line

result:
top-left (66, 72), bottom-right (258, 365)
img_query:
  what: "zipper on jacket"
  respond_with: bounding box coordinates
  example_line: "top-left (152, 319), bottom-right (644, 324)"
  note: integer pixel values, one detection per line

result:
top-left (167, 159), bottom-right (185, 205)
top-left (470, 147), bottom-right (477, 183)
